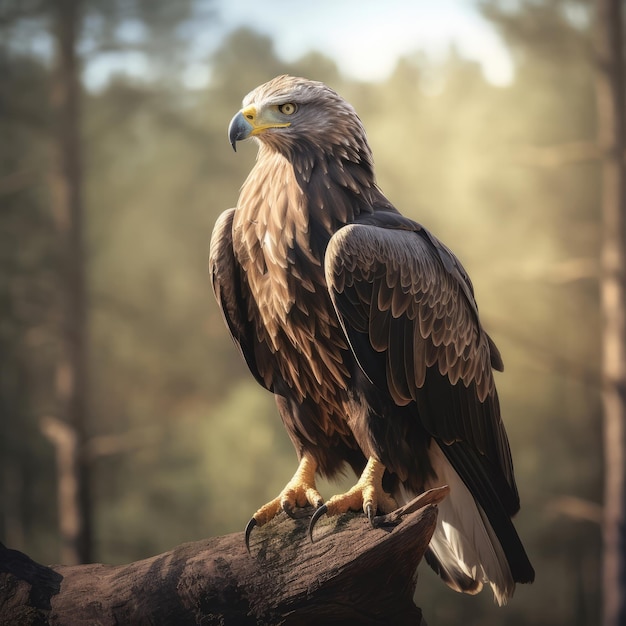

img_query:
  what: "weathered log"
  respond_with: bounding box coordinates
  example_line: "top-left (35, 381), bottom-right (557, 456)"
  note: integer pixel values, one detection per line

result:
top-left (0, 488), bottom-right (447, 625)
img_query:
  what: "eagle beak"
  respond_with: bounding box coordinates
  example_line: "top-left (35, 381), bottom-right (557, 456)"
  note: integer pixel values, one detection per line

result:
top-left (228, 110), bottom-right (254, 152)
top-left (228, 105), bottom-right (292, 152)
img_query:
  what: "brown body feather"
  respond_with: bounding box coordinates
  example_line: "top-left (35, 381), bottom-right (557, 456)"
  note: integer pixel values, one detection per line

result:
top-left (209, 75), bottom-right (534, 601)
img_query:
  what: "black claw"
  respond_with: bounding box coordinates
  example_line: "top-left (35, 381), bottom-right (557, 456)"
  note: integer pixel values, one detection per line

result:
top-left (244, 517), bottom-right (257, 554)
top-left (366, 503), bottom-right (375, 527)
top-left (308, 504), bottom-right (328, 542)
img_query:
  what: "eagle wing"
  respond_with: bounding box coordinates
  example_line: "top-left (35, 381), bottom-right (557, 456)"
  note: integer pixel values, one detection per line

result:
top-left (324, 211), bottom-right (520, 517)
top-left (209, 208), bottom-right (275, 393)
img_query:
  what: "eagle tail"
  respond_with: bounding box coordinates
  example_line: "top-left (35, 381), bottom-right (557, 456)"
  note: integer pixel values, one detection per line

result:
top-left (395, 442), bottom-right (517, 606)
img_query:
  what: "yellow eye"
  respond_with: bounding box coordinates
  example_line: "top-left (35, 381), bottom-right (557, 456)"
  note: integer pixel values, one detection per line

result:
top-left (278, 102), bottom-right (297, 115)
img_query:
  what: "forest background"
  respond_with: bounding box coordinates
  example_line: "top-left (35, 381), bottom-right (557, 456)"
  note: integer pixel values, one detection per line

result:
top-left (0, 1), bottom-right (608, 624)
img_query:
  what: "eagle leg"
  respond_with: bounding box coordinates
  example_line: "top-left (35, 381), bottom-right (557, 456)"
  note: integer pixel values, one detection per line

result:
top-left (309, 456), bottom-right (397, 541)
top-left (245, 454), bottom-right (323, 552)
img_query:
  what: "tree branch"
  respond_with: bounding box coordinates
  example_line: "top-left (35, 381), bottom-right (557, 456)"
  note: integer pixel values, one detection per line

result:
top-left (0, 488), bottom-right (447, 625)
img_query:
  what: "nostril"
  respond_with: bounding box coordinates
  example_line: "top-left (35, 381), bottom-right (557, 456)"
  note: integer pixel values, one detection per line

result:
top-left (246, 114), bottom-right (254, 120)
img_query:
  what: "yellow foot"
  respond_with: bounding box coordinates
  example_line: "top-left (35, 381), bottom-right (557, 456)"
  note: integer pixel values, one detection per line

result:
top-left (309, 457), bottom-right (397, 540)
top-left (245, 454), bottom-right (322, 552)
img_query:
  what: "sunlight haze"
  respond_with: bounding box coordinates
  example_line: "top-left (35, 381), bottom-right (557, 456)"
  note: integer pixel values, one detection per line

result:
top-left (216, 0), bottom-right (514, 84)
top-left (84, 0), bottom-right (514, 90)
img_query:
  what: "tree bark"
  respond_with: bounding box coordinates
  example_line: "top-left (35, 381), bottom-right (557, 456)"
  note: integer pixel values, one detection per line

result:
top-left (48, 0), bottom-right (92, 565)
top-left (595, 1), bottom-right (626, 625)
top-left (0, 489), bottom-right (446, 626)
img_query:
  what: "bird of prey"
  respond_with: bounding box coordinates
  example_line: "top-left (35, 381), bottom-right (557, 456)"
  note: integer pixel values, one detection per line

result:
top-left (209, 75), bottom-right (534, 604)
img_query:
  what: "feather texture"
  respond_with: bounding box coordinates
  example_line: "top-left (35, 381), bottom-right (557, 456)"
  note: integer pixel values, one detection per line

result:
top-left (210, 75), bottom-right (534, 602)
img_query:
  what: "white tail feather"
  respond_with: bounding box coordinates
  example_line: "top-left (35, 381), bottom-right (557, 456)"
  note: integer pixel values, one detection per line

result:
top-left (395, 442), bottom-right (514, 605)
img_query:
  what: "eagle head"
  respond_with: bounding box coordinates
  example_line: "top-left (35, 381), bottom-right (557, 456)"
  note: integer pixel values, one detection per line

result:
top-left (228, 75), bottom-right (370, 163)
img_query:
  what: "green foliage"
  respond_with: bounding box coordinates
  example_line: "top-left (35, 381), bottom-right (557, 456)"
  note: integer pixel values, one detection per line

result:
top-left (0, 3), bottom-right (606, 624)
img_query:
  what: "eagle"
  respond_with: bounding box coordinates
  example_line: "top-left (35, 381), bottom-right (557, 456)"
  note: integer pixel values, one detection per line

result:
top-left (209, 75), bottom-right (534, 604)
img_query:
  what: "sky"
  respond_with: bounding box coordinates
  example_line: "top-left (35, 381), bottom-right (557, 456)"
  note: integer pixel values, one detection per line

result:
top-left (214, 0), bottom-right (513, 85)
top-left (82, 0), bottom-right (514, 91)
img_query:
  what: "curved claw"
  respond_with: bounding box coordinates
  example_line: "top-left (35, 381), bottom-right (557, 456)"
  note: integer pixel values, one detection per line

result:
top-left (366, 503), bottom-right (375, 527)
top-left (244, 517), bottom-right (257, 554)
top-left (308, 504), bottom-right (328, 543)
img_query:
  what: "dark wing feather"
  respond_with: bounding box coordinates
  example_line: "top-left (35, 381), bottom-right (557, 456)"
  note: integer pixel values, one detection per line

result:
top-left (324, 212), bottom-right (519, 512)
top-left (209, 208), bottom-right (275, 392)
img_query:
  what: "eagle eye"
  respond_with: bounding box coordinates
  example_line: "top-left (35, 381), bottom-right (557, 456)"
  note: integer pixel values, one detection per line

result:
top-left (278, 102), bottom-right (297, 115)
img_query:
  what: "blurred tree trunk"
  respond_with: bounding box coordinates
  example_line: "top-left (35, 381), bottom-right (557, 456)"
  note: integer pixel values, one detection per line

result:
top-left (49, 0), bottom-right (92, 565)
top-left (595, 0), bottom-right (626, 624)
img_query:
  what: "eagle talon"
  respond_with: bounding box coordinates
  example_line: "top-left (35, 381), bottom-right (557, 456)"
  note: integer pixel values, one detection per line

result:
top-left (308, 504), bottom-right (328, 542)
top-left (244, 517), bottom-right (257, 554)
top-left (366, 503), bottom-right (375, 527)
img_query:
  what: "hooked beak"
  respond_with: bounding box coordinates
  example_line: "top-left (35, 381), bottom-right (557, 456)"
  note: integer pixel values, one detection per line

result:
top-left (228, 111), bottom-right (254, 152)
top-left (228, 105), bottom-right (291, 152)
